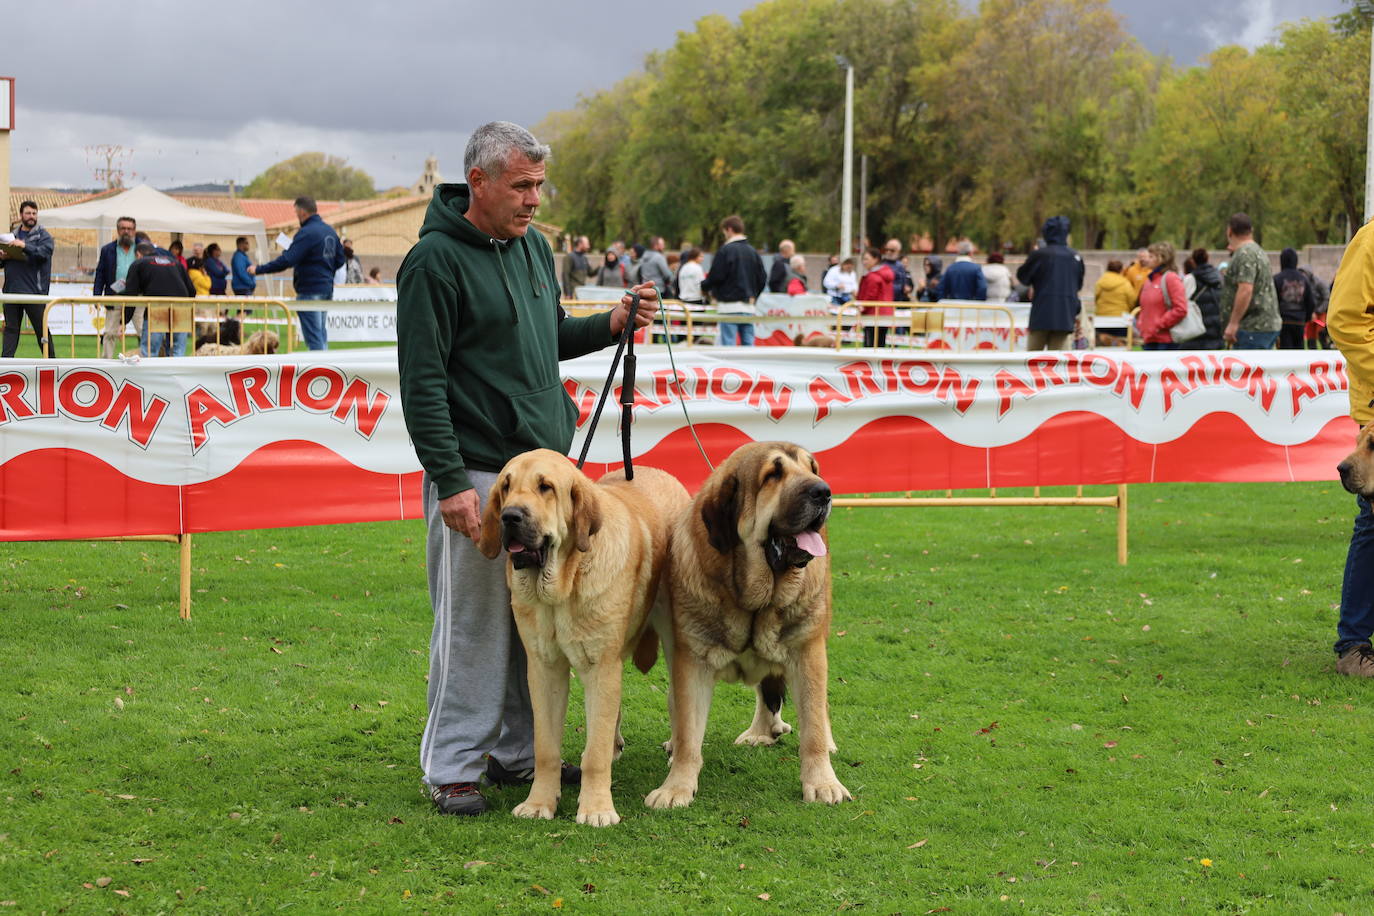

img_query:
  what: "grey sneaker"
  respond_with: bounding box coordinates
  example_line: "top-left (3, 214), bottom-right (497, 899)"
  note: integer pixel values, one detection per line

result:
top-left (430, 782), bottom-right (489, 816)
top-left (1336, 644), bottom-right (1374, 677)
top-left (485, 757), bottom-right (582, 788)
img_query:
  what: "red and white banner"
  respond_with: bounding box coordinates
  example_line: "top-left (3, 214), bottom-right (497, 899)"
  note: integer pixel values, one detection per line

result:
top-left (0, 348), bottom-right (1354, 540)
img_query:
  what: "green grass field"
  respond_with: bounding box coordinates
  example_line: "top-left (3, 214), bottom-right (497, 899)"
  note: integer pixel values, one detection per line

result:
top-left (2, 481), bottom-right (1369, 914)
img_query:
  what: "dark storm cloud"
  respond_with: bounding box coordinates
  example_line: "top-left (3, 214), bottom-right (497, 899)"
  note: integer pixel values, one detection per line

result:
top-left (9, 0), bottom-right (759, 136)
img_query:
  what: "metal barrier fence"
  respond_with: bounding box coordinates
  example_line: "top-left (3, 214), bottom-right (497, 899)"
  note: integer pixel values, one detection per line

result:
top-left (561, 299), bottom-right (1019, 352)
top-left (40, 295), bottom-right (297, 357)
top-left (841, 301), bottom-right (1018, 351)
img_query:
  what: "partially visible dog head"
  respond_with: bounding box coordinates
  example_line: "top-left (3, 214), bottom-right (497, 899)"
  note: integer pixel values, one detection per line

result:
top-left (194, 328), bottom-right (279, 357)
top-left (697, 441), bottom-right (831, 572)
top-left (242, 329), bottom-right (279, 354)
top-left (477, 449), bottom-right (602, 569)
top-left (1339, 425), bottom-right (1374, 497)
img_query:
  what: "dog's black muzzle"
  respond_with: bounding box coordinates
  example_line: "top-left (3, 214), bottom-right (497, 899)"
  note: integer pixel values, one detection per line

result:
top-left (764, 482), bottom-right (832, 573)
top-left (500, 506), bottom-right (549, 569)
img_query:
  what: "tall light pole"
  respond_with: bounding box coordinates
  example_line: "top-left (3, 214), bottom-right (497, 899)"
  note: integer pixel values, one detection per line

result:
top-left (837, 56), bottom-right (854, 257)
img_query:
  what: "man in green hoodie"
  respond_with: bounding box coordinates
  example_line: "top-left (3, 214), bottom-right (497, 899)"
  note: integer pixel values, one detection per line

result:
top-left (397, 121), bottom-right (658, 816)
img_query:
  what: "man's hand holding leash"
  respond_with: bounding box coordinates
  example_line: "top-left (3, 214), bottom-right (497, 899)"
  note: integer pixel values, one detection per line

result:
top-left (610, 281), bottom-right (659, 338)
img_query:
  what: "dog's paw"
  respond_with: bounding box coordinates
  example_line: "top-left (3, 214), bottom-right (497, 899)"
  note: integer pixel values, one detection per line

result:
top-left (801, 779), bottom-right (853, 805)
top-left (734, 728), bottom-right (779, 747)
top-left (512, 798), bottom-right (558, 820)
top-left (645, 783), bottom-right (696, 809)
top-left (772, 719), bottom-right (793, 738)
top-left (576, 806), bottom-right (621, 827)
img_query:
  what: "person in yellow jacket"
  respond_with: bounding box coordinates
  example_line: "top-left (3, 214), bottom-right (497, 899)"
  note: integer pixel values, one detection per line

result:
top-left (1122, 248), bottom-right (1150, 293)
top-left (1093, 259), bottom-right (1136, 344)
top-left (186, 256), bottom-right (212, 297)
top-left (1326, 219), bottom-right (1374, 676)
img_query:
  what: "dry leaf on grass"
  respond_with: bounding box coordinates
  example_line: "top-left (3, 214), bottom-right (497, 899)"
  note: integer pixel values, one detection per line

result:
top-left (908, 839), bottom-right (928, 849)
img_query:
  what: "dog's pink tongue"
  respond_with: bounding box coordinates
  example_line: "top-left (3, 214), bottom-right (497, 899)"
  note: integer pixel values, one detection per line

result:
top-left (508, 542), bottom-right (526, 553)
top-left (795, 530), bottom-right (827, 557)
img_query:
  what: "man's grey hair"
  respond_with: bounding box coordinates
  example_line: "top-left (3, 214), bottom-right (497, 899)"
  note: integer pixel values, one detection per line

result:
top-left (464, 121), bottom-right (550, 179)
top-left (956, 239), bottom-right (973, 256)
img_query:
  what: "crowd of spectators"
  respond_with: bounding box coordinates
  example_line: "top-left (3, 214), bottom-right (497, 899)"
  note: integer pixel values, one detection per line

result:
top-left (578, 209), bottom-right (1329, 351)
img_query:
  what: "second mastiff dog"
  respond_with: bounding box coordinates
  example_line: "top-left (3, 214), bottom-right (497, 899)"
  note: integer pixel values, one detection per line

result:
top-left (1339, 424), bottom-right (1374, 498)
top-left (646, 441), bottom-right (852, 810)
top-left (479, 449), bottom-right (690, 826)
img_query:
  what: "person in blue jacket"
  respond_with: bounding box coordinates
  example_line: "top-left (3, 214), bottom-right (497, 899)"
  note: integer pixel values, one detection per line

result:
top-left (231, 236), bottom-right (256, 296)
top-left (936, 240), bottom-right (988, 301)
top-left (92, 215), bottom-right (141, 358)
top-left (0, 200), bottom-right (56, 357)
top-left (248, 197), bottom-right (344, 349)
top-left (1016, 216), bottom-right (1084, 350)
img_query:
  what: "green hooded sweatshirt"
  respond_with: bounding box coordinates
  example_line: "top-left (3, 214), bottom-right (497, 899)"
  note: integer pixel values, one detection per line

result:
top-left (396, 183), bottom-right (614, 498)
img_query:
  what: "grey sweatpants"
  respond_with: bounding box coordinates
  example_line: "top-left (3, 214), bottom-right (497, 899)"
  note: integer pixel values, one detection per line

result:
top-left (419, 471), bottom-right (535, 786)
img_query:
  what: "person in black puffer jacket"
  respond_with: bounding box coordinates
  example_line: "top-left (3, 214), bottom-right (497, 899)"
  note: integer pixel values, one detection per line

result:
top-left (1188, 247), bottom-right (1224, 350)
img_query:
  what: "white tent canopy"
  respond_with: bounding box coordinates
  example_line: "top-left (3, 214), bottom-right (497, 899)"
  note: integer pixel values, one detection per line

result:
top-left (40, 184), bottom-right (272, 290)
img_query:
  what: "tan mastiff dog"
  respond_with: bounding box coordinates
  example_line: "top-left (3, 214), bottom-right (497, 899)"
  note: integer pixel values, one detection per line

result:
top-left (1339, 425), bottom-right (1374, 497)
top-left (479, 449), bottom-right (689, 826)
top-left (646, 441), bottom-right (851, 810)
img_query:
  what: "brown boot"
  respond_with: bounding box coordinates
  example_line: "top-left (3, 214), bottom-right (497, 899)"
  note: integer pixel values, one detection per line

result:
top-left (1336, 644), bottom-right (1374, 677)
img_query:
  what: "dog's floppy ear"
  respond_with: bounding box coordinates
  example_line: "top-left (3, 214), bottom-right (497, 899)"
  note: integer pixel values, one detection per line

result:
top-left (570, 475), bottom-right (602, 553)
top-left (699, 471), bottom-right (740, 554)
top-left (476, 480), bottom-right (505, 559)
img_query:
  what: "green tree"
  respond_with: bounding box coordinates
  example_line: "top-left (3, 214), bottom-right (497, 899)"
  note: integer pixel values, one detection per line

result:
top-left (932, 0), bottom-right (1152, 249)
top-left (1273, 18), bottom-right (1369, 241)
top-left (244, 152), bottom-right (376, 201)
top-left (542, 0), bottom-right (967, 251)
top-left (537, 0), bottom-right (1366, 253)
top-left (1133, 46), bottom-right (1285, 249)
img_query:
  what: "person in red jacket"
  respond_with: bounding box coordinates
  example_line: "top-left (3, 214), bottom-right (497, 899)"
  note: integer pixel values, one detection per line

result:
top-left (1135, 240), bottom-right (1187, 350)
top-left (857, 245), bottom-right (894, 347)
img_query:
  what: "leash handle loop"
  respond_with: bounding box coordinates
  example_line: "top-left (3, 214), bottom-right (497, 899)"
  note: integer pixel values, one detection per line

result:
top-left (575, 291), bottom-right (639, 473)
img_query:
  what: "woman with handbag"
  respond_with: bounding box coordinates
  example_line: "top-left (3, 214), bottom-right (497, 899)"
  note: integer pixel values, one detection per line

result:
top-left (1135, 241), bottom-right (1188, 350)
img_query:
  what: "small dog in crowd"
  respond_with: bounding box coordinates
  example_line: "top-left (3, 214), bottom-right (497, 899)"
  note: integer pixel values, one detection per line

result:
top-left (194, 315), bottom-right (242, 352)
top-left (194, 329), bottom-right (279, 356)
top-left (793, 330), bottom-right (838, 348)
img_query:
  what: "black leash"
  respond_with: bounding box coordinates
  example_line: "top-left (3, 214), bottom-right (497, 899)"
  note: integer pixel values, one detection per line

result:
top-left (575, 292), bottom-right (638, 480)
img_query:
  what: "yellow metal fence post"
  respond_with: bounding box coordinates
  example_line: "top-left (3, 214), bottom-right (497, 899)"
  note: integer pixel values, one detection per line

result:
top-left (1117, 484), bottom-right (1129, 565)
top-left (179, 533), bottom-right (193, 620)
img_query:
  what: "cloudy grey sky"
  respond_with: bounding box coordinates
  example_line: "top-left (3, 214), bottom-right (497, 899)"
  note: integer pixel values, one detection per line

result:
top-left (6, 0), bottom-right (1347, 191)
